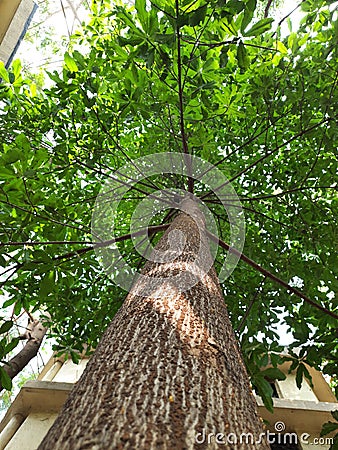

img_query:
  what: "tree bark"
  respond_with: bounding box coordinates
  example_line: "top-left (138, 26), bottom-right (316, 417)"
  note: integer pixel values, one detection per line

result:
top-left (0, 318), bottom-right (48, 392)
top-left (38, 199), bottom-right (269, 449)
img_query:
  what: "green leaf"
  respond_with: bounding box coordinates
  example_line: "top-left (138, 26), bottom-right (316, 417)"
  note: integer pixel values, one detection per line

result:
top-left (240, 0), bottom-right (256, 32)
top-left (0, 61), bottom-right (9, 82)
top-left (236, 41), bottom-right (250, 71)
top-left (117, 7), bottom-right (143, 33)
top-left (64, 52), bottom-right (79, 73)
top-left (332, 410), bottom-right (338, 421)
top-left (70, 351), bottom-right (80, 364)
top-left (2, 149), bottom-right (20, 165)
top-left (276, 41), bottom-right (288, 55)
top-left (287, 17), bottom-right (292, 32)
top-left (46, 70), bottom-right (63, 84)
top-left (219, 47), bottom-right (229, 68)
top-left (11, 59), bottom-right (22, 79)
top-left (189, 5), bottom-right (207, 27)
top-left (13, 301), bottom-right (22, 316)
top-left (72, 50), bottom-right (86, 68)
top-left (0, 367), bottom-right (12, 390)
top-left (301, 364), bottom-right (313, 388)
top-left (296, 364), bottom-right (304, 389)
top-left (118, 35), bottom-right (144, 47)
top-left (0, 167), bottom-right (15, 179)
top-left (15, 134), bottom-right (31, 152)
top-left (135, 0), bottom-right (147, 30)
top-left (246, 0), bottom-right (257, 13)
top-left (222, 17), bottom-right (238, 36)
top-left (39, 271), bottom-right (55, 298)
top-left (0, 320), bottom-right (13, 334)
top-left (253, 375), bottom-right (274, 412)
top-left (177, 14), bottom-right (190, 27)
top-left (0, 254), bottom-right (6, 267)
top-left (226, 0), bottom-right (245, 14)
top-left (320, 422), bottom-right (338, 436)
top-left (243, 18), bottom-right (274, 37)
top-left (154, 33), bottom-right (176, 45)
top-left (261, 367), bottom-right (286, 381)
top-left (5, 337), bottom-right (20, 354)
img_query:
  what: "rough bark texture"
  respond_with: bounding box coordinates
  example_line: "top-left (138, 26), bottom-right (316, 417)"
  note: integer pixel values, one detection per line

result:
top-left (0, 318), bottom-right (48, 392)
top-left (39, 200), bottom-right (269, 449)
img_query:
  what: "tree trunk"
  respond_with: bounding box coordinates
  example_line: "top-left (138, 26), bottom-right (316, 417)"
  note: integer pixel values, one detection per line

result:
top-left (38, 198), bottom-right (269, 449)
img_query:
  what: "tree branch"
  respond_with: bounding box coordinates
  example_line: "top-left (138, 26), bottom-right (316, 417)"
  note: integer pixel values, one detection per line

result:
top-left (175, 0), bottom-right (194, 193)
top-left (264, 0), bottom-right (274, 18)
top-left (236, 185), bottom-right (336, 202)
top-left (207, 231), bottom-right (338, 320)
top-left (201, 116), bottom-right (334, 200)
top-left (0, 317), bottom-right (49, 392)
top-left (236, 276), bottom-right (267, 333)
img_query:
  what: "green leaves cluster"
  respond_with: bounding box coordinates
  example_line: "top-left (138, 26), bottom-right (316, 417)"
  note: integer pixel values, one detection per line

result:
top-left (321, 410), bottom-right (338, 450)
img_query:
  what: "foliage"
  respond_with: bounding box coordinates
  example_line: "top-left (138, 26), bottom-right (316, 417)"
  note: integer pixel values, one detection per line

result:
top-left (0, 370), bottom-right (37, 413)
top-left (321, 410), bottom-right (338, 450)
top-left (0, 0), bottom-right (337, 412)
top-left (15, 0), bottom-right (90, 90)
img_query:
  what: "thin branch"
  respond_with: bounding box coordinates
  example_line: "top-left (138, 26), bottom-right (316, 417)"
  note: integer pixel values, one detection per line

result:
top-left (0, 198), bottom-right (91, 235)
top-left (47, 224), bottom-right (170, 262)
top-left (201, 116), bottom-right (334, 200)
top-left (0, 240), bottom-right (93, 247)
top-left (182, 5), bottom-right (216, 91)
top-left (272, 1), bottom-right (305, 38)
top-left (0, 264), bottom-right (23, 289)
top-left (76, 160), bottom-right (173, 208)
top-left (149, 1), bottom-right (176, 19)
top-left (90, 97), bottom-right (167, 195)
top-left (197, 109), bottom-right (291, 180)
top-left (0, 317), bottom-right (48, 393)
top-left (0, 224), bottom-right (170, 255)
top-left (300, 71), bottom-right (338, 187)
top-left (181, 36), bottom-right (278, 52)
top-left (175, 0), bottom-right (194, 193)
top-left (236, 276), bottom-right (267, 333)
top-left (60, 0), bottom-right (71, 40)
top-left (0, 226), bottom-right (171, 291)
top-left (264, 0), bottom-right (274, 18)
top-left (204, 198), bottom-right (292, 229)
top-left (207, 231), bottom-right (338, 320)
top-left (236, 185), bottom-right (336, 202)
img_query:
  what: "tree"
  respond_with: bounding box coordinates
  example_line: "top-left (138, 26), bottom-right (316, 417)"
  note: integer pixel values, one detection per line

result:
top-left (0, 315), bottom-right (48, 392)
top-left (39, 197), bottom-right (271, 449)
top-left (0, 0), bottom-right (337, 446)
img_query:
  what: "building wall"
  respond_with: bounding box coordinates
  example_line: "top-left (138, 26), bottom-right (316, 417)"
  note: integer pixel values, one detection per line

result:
top-left (0, 357), bottom-right (336, 450)
top-left (0, 0), bottom-right (37, 66)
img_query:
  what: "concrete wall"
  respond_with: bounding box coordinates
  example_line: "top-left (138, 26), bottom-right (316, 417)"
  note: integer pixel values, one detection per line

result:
top-left (0, 357), bottom-right (336, 449)
top-left (0, 0), bottom-right (37, 66)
